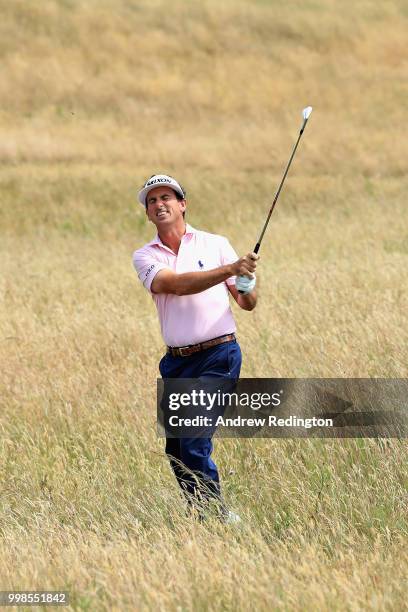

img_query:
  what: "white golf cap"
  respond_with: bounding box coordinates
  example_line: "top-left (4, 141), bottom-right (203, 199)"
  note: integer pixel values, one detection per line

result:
top-left (138, 174), bottom-right (185, 207)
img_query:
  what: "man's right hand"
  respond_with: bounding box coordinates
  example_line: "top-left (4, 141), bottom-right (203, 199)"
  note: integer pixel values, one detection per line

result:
top-left (230, 252), bottom-right (259, 279)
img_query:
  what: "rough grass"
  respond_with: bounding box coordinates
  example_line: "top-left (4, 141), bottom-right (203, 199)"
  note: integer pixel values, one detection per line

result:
top-left (1, 0), bottom-right (408, 610)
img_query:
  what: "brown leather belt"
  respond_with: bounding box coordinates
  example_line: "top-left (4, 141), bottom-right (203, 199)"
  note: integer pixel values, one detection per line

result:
top-left (167, 333), bottom-right (236, 357)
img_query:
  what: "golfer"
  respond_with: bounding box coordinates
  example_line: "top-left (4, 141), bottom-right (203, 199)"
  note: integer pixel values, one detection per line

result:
top-left (133, 174), bottom-right (259, 522)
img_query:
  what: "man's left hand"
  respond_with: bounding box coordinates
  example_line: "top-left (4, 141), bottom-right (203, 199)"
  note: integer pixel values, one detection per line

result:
top-left (235, 274), bottom-right (256, 294)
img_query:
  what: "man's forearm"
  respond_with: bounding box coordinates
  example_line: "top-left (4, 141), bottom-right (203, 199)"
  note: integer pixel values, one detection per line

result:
top-left (151, 252), bottom-right (258, 296)
top-left (173, 265), bottom-right (234, 295)
top-left (237, 290), bottom-right (257, 311)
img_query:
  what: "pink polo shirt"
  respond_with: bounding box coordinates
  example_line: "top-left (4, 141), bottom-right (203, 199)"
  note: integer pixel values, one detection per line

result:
top-left (132, 224), bottom-right (238, 347)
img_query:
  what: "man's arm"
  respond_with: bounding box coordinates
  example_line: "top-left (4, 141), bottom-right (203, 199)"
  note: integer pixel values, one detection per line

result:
top-left (227, 284), bottom-right (257, 311)
top-left (151, 253), bottom-right (258, 296)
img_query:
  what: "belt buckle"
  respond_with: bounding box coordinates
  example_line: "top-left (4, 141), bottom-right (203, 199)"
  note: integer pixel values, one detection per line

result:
top-left (178, 346), bottom-right (191, 357)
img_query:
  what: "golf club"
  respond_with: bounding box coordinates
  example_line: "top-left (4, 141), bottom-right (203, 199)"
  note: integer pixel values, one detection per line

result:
top-left (253, 105), bottom-right (313, 255)
top-left (237, 106), bottom-right (312, 293)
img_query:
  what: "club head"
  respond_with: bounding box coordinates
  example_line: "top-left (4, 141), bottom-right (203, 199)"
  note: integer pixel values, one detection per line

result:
top-left (302, 106), bottom-right (313, 120)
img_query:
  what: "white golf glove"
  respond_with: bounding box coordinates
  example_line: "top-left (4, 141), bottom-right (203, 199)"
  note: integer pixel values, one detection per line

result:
top-left (235, 274), bottom-right (256, 294)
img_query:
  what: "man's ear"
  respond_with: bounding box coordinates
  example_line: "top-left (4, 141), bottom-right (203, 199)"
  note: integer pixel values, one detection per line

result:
top-left (180, 199), bottom-right (187, 213)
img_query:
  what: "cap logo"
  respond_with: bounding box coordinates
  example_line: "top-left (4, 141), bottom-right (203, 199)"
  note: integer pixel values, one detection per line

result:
top-left (146, 177), bottom-right (172, 187)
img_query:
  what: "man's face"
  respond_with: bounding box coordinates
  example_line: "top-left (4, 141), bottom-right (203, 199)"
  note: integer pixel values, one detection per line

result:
top-left (145, 186), bottom-right (186, 227)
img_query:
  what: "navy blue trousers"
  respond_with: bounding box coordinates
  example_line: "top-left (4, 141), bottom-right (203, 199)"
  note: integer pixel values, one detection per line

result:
top-left (159, 340), bottom-right (242, 502)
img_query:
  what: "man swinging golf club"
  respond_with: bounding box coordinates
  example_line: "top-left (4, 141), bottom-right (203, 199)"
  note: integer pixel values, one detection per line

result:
top-left (132, 107), bottom-right (312, 523)
top-left (133, 174), bottom-right (259, 523)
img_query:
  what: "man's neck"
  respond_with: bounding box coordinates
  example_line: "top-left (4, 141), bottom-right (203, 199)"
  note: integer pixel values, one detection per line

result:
top-left (158, 221), bottom-right (186, 254)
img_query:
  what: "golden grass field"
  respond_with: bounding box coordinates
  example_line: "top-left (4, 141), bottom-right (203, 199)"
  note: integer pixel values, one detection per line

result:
top-left (1, 0), bottom-right (408, 609)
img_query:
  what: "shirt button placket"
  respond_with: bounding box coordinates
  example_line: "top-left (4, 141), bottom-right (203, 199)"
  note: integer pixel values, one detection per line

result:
top-left (176, 236), bottom-right (186, 273)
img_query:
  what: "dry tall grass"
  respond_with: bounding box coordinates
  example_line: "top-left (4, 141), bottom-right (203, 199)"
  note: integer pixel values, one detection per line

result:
top-left (1, 0), bottom-right (407, 610)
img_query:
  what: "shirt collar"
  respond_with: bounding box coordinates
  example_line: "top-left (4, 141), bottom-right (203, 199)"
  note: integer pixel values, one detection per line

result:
top-left (148, 223), bottom-right (197, 247)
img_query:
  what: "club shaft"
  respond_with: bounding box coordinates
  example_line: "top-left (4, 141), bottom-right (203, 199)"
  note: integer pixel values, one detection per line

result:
top-left (254, 117), bottom-right (309, 254)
